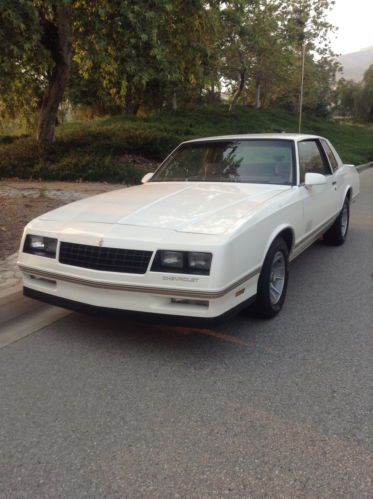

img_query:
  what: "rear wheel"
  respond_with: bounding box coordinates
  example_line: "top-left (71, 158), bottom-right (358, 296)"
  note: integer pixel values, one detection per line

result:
top-left (253, 237), bottom-right (289, 319)
top-left (323, 197), bottom-right (349, 246)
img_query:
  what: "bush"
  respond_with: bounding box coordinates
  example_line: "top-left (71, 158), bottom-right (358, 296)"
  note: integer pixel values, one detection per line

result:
top-left (1, 107), bottom-right (372, 183)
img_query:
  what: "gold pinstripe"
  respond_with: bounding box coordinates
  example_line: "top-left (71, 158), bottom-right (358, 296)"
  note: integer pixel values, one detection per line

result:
top-left (19, 265), bottom-right (261, 299)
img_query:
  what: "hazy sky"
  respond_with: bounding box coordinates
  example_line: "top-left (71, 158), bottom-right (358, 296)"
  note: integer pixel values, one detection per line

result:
top-left (328, 0), bottom-right (373, 54)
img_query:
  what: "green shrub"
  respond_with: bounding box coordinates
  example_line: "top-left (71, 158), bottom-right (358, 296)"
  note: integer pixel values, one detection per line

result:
top-left (0, 107), bottom-right (372, 183)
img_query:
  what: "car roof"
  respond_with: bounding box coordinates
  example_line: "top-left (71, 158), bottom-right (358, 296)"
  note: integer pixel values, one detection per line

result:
top-left (183, 133), bottom-right (325, 143)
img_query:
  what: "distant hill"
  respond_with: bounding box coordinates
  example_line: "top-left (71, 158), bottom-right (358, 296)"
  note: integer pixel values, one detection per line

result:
top-left (339, 46), bottom-right (373, 81)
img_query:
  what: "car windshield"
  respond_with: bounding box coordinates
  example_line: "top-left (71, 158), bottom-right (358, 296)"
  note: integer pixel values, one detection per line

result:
top-left (151, 139), bottom-right (294, 185)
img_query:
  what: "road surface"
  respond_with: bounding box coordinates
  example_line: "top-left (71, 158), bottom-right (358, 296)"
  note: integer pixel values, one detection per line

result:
top-left (0, 170), bottom-right (372, 498)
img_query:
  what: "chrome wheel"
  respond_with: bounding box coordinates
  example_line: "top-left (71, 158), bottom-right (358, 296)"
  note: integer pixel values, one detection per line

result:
top-left (341, 202), bottom-right (348, 237)
top-left (269, 251), bottom-right (286, 305)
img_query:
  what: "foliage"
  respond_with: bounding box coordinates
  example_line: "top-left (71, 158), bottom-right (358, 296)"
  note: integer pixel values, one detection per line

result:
top-left (0, 0), bottom-right (47, 129)
top-left (1, 108), bottom-right (372, 183)
top-left (0, 0), bottom-right (344, 142)
top-left (336, 66), bottom-right (373, 123)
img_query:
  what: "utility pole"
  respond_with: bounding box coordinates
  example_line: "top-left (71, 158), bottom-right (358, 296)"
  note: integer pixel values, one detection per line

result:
top-left (294, 2), bottom-right (307, 134)
top-left (298, 42), bottom-right (306, 133)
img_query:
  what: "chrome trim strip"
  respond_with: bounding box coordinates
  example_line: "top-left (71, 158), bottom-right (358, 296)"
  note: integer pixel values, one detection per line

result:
top-left (19, 265), bottom-right (261, 299)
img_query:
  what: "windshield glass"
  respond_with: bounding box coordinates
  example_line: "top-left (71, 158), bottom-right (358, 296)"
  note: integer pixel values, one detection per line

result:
top-left (152, 140), bottom-right (294, 185)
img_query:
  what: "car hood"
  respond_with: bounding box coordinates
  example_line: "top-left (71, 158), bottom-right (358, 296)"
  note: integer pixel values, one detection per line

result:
top-left (39, 182), bottom-right (290, 235)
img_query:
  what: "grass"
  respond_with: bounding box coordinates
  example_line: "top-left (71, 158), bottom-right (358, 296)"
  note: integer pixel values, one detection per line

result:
top-left (0, 106), bottom-right (372, 183)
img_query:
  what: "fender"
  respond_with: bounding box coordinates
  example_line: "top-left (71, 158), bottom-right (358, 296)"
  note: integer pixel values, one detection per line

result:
top-left (343, 185), bottom-right (352, 203)
top-left (262, 223), bottom-right (295, 265)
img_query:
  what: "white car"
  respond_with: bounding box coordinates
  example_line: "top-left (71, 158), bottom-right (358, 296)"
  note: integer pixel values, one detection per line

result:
top-left (18, 134), bottom-right (359, 325)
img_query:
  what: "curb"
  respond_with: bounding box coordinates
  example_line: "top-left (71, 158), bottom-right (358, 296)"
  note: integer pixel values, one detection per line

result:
top-left (356, 162), bottom-right (373, 173)
top-left (0, 283), bottom-right (23, 307)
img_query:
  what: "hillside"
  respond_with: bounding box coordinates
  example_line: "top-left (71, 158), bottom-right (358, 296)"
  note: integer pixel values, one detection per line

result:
top-left (1, 108), bottom-right (372, 183)
top-left (339, 46), bottom-right (373, 81)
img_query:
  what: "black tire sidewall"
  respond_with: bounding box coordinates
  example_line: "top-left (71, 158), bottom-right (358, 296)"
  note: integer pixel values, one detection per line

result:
top-left (323, 197), bottom-right (350, 246)
top-left (339, 198), bottom-right (350, 242)
top-left (256, 238), bottom-right (289, 317)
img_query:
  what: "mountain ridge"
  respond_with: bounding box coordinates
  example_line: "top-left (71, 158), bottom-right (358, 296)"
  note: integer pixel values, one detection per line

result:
top-left (338, 45), bottom-right (373, 81)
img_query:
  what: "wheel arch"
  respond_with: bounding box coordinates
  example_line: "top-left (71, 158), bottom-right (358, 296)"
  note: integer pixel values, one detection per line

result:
top-left (345, 186), bottom-right (352, 202)
top-left (262, 225), bottom-right (295, 264)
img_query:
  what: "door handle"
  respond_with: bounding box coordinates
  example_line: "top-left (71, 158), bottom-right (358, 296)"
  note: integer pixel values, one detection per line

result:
top-left (332, 181), bottom-right (337, 185)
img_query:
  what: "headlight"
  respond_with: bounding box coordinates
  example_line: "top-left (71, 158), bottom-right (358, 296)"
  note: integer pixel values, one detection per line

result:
top-left (23, 234), bottom-right (58, 258)
top-left (188, 252), bottom-right (212, 271)
top-left (160, 250), bottom-right (184, 269)
top-left (151, 250), bottom-right (212, 275)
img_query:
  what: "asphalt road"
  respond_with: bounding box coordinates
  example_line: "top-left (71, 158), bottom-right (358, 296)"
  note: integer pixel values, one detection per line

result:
top-left (1, 170), bottom-right (372, 498)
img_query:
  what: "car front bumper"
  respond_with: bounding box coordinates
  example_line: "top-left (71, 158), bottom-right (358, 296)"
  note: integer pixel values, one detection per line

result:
top-left (23, 287), bottom-right (256, 327)
top-left (19, 263), bottom-right (260, 322)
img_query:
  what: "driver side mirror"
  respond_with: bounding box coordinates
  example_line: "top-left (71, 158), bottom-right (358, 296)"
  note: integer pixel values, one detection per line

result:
top-left (141, 172), bottom-right (154, 184)
top-left (304, 172), bottom-right (327, 187)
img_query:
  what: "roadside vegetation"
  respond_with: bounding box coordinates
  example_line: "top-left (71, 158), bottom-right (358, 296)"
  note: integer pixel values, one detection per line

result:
top-left (1, 107), bottom-right (372, 184)
top-left (1, 2), bottom-right (372, 184)
top-left (0, 1), bottom-right (349, 146)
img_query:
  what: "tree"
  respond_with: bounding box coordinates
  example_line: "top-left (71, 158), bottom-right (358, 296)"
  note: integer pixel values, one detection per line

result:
top-left (37, 2), bottom-right (72, 144)
top-left (218, 0), bottom-right (256, 112)
top-left (356, 65), bottom-right (373, 122)
top-left (335, 79), bottom-right (359, 117)
top-left (71, 0), bottom-right (218, 114)
top-left (0, 0), bottom-right (45, 132)
top-left (0, 0), bottom-right (341, 139)
top-left (282, 0), bottom-right (337, 112)
top-left (0, 0), bottom-right (73, 144)
top-left (335, 67), bottom-right (373, 123)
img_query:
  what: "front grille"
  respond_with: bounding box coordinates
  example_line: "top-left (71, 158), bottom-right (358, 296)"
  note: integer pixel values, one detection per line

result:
top-left (59, 242), bottom-right (152, 274)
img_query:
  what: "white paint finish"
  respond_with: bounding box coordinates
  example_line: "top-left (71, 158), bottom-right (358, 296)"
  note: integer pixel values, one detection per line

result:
top-left (301, 177), bottom-right (339, 241)
top-left (183, 133), bottom-right (320, 143)
top-left (304, 173), bottom-right (327, 186)
top-left (20, 270), bottom-right (259, 318)
top-left (38, 181), bottom-right (290, 235)
top-left (18, 134), bottom-right (360, 319)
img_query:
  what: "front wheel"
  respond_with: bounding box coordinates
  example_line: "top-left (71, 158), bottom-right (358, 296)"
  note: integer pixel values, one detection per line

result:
top-left (323, 198), bottom-right (350, 246)
top-left (253, 237), bottom-right (289, 319)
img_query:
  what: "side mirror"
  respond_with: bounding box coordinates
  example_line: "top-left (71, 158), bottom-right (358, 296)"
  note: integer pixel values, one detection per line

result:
top-left (141, 172), bottom-right (154, 184)
top-left (304, 172), bottom-right (327, 187)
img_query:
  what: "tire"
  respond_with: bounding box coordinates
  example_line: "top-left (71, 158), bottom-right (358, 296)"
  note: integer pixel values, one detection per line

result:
top-left (323, 197), bottom-right (350, 246)
top-left (253, 237), bottom-right (289, 319)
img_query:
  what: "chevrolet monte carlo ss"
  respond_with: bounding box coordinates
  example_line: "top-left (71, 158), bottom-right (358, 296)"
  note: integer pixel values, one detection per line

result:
top-left (18, 134), bottom-right (359, 325)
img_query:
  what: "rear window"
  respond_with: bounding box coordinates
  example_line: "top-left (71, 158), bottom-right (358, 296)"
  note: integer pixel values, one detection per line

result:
top-left (321, 140), bottom-right (339, 171)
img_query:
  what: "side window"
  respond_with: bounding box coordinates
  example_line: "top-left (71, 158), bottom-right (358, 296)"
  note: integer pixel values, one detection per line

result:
top-left (298, 140), bottom-right (331, 183)
top-left (321, 140), bottom-right (339, 171)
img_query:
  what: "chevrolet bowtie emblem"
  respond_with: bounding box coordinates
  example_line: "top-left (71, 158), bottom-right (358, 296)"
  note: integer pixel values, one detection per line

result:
top-left (98, 238), bottom-right (104, 247)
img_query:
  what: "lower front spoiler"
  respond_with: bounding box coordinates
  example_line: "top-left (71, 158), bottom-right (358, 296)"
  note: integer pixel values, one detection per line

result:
top-left (24, 287), bottom-right (256, 328)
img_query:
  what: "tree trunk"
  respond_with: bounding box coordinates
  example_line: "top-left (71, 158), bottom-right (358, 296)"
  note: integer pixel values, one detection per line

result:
top-left (124, 77), bottom-right (140, 115)
top-left (255, 81), bottom-right (261, 109)
top-left (229, 69), bottom-right (246, 112)
top-left (37, 5), bottom-right (72, 145)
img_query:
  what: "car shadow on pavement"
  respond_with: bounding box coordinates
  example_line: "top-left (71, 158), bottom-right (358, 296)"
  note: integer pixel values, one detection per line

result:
top-left (54, 307), bottom-right (269, 360)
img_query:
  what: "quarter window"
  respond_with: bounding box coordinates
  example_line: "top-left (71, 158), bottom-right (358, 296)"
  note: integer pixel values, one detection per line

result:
top-left (321, 140), bottom-right (339, 171)
top-left (298, 140), bottom-right (332, 183)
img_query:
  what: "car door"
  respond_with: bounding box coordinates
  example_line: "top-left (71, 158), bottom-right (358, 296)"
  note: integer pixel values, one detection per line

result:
top-left (319, 138), bottom-right (345, 213)
top-left (298, 139), bottom-right (339, 240)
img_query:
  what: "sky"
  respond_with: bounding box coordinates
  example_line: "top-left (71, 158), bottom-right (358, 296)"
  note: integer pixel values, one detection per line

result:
top-left (328, 0), bottom-right (373, 54)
